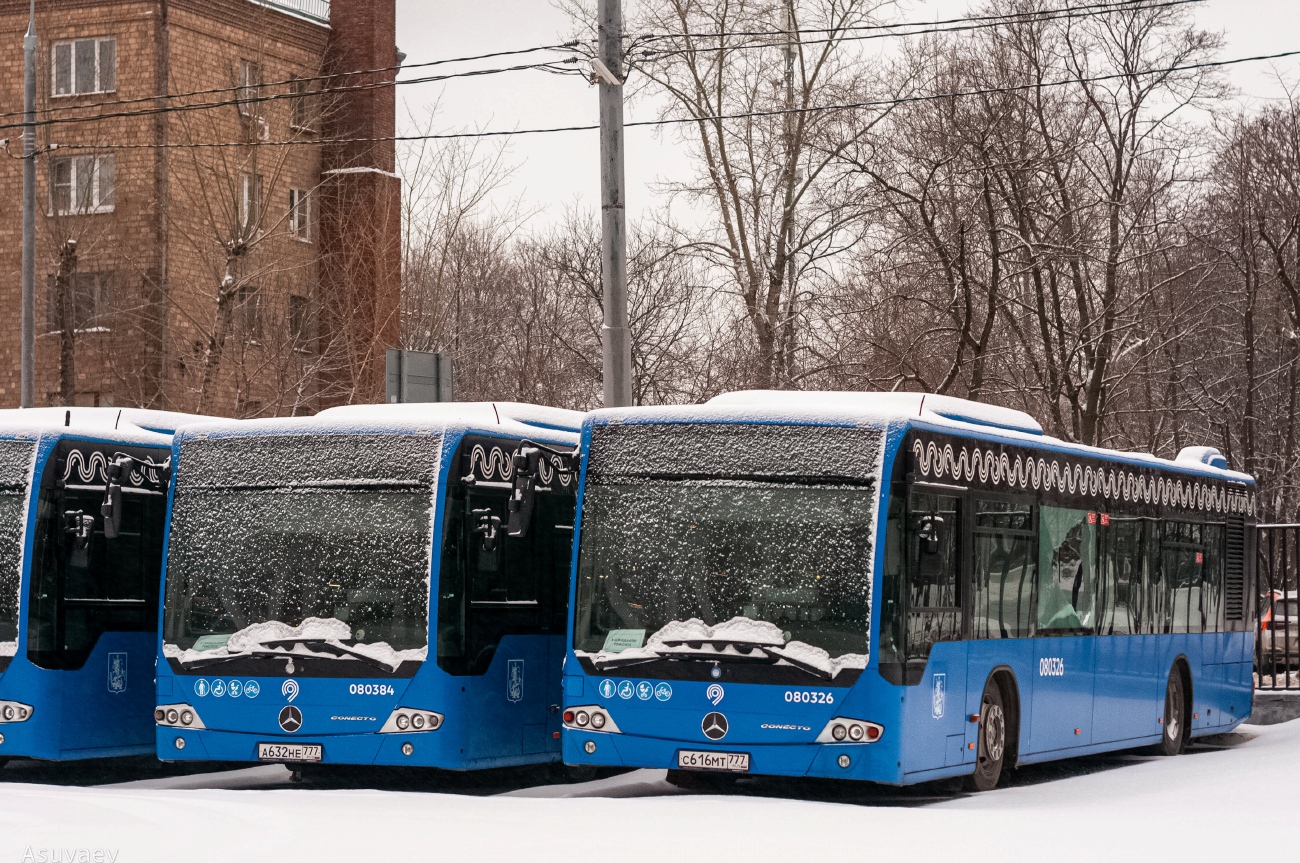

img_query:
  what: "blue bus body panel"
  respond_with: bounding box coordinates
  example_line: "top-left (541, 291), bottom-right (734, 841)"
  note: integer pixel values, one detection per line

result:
top-left (561, 406), bottom-right (1256, 785)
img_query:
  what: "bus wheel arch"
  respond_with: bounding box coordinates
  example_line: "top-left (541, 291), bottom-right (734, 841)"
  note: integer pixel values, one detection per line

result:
top-left (968, 667), bottom-right (1019, 792)
top-left (988, 666), bottom-right (1022, 769)
top-left (1160, 656), bottom-right (1192, 755)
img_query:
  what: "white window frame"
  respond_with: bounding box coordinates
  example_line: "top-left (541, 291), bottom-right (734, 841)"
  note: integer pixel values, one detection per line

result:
top-left (50, 154), bottom-right (115, 215)
top-left (289, 188), bottom-right (311, 242)
top-left (241, 172), bottom-right (263, 232)
top-left (51, 37), bottom-right (116, 97)
top-left (238, 60), bottom-right (261, 117)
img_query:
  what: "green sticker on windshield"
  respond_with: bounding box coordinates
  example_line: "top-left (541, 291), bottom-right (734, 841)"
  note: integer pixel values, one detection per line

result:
top-left (192, 634), bottom-right (232, 651)
top-left (602, 629), bottom-right (645, 653)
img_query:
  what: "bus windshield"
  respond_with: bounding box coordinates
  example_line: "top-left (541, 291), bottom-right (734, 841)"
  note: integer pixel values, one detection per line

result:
top-left (0, 440), bottom-right (33, 660)
top-left (162, 434), bottom-right (439, 671)
top-left (572, 423), bottom-right (883, 680)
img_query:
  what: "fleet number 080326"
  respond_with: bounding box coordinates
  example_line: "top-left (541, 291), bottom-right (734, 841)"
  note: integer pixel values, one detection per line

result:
top-left (784, 690), bottom-right (834, 704)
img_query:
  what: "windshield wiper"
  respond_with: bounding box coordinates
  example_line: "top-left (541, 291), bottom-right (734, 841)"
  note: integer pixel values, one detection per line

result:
top-left (177, 640), bottom-right (399, 674)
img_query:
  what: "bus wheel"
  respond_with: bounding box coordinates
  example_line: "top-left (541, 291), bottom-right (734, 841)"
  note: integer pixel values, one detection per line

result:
top-left (967, 681), bottom-right (1007, 792)
top-left (1159, 665), bottom-right (1187, 756)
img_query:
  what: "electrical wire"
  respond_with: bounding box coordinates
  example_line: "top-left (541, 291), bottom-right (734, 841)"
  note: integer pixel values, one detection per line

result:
top-left (635, 0), bottom-right (1206, 61)
top-left (49, 48), bottom-right (1300, 151)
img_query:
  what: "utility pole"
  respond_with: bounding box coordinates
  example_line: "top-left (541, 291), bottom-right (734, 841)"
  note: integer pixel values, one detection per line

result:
top-left (781, 0), bottom-right (797, 386)
top-left (596, 0), bottom-right (633, 408)
top-left (20, 0), bottom-right (36, 408)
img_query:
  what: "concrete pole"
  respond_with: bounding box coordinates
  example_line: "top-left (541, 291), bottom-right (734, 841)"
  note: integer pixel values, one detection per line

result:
top-left (598, 0), bottom-right (633, 408)
top-left (21, 0), bottom-right (36, 408)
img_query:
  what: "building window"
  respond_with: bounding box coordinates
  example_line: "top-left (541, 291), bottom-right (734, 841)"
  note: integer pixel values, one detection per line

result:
top-left (289, 189), bottom-right (311, 241)
top-left (290, 78), bottom-right (317, 132)
top-left (288, 294), bottom-right (311, 349)
top-left (237, 60), bottom-right (261, 116)
top-left (240, 172), bottom-right (262, 232)
top-left (45, 271), bottom-right (114, 332)
top-left (50, 154), bottom-right (115, 215)
top-left (235, 285), bottom-right (263, 341)
top-left (52, 38), bottom-right (116, 96)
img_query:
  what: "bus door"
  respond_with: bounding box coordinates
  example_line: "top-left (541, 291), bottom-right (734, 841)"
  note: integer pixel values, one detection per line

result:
top-left (900, 488), bottom-right (967, 774)
top-left (1030, 505), bottom-right (1099, 752)
top-left (25, 442), bottom-right (166, 753)
top-left (1093, 514), bottom-right (1161, 742)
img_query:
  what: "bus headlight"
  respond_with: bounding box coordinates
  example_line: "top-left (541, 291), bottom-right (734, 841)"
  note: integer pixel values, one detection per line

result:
top-left (155, 703), bottom-right (206, 729)
top-left (816, 717), bottom-right (883, 744)
top-left (380, 708), bottom-right (443, 734)
top-left (0, 701), bottom-right (33, 723)
top-left (562, 706), bottom-right (620, 733)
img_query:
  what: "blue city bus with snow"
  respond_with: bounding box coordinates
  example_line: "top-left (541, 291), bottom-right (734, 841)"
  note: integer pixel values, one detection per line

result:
top-left (155, 402), bottom-right (582, 771)
top-left (0, 408), bottom-right (208, 764)
top-left (561, 392), bottom-right (1257, 790)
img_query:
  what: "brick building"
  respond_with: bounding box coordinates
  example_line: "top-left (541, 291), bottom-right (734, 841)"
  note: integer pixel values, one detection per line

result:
top-left (0, 0), bottom-right (400, 415)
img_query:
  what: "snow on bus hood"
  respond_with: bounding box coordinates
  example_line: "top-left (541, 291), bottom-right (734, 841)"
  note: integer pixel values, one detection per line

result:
top-left (0, 640), bottom-right (16, 657)
top-left (163, 617), bottom-right (427, 670)
top-left (577, 616), bottom-right (868, 678)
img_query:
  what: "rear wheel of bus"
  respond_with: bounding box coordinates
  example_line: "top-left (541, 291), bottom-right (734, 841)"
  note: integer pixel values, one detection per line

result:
top-left (1159, 664), bottom-right (1189, 756)
top-left (968, 680), bottom-right (1008, 792)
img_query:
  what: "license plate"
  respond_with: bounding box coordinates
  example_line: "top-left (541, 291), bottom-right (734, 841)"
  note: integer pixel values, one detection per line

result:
top-left (257, 743), bottom-right (322, 763)
top-left (677, 750), bottom-right (750, 772)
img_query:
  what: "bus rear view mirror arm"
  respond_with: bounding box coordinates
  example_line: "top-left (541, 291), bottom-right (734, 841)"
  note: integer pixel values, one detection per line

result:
top-left (100, 455), bottom-right (135, 540)
top-left (506, 441), bottom-right (579, 539)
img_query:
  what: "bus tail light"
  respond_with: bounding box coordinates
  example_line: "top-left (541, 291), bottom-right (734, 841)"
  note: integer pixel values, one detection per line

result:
top-left (156, 703), bottom-right (206, 729)
top-left (816, 717), bottom-right (883, 744)
top-left (562, 705), bottom-right (620, 733)
top-left (380, 708), bottom-right (444, 734)
top-left (0, 700), bottom-right (34, 723)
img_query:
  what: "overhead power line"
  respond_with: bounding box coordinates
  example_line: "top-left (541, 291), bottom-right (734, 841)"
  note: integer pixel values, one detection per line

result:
top-left (635, 0), bottom-right (1206, 60)
top-left (52, 48), bottom-right (1300, 152)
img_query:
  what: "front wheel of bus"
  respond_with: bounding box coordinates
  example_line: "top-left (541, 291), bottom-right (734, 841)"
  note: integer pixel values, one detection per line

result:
top-left (1159, 666), bottom-right (1187, 756)
top-left (968, 682), bottom-right (1007, 792)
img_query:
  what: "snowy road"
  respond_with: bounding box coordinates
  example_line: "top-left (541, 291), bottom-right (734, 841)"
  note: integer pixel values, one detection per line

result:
top-left (2, 722), bottom-right (1291, 863)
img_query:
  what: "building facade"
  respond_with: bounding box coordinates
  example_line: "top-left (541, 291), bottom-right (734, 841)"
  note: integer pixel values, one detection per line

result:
top-left (0, 0), bottom-right (400, 415)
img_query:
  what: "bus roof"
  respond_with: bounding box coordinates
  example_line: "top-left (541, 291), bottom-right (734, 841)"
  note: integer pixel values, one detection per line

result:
top-left (586, 390), bottom-right (1253, 485)
top-left (0, 407), bottom-right (213, 447)
top-left (173, 402), bottom-right (584, 444)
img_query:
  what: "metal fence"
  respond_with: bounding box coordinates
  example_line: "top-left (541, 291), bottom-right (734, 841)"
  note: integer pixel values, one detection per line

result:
top-left (1257, 525), bottom-right (1300, 690)
top-left (249, 0), bottom-right (330, 24)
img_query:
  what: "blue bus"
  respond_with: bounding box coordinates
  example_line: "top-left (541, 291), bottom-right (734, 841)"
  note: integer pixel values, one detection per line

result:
top-left (561, 392), bottom-right (1256, 790)
top-left (155, 402), bottom-right (582, 771)
top-left (0, 408), bottom-right (206, 764)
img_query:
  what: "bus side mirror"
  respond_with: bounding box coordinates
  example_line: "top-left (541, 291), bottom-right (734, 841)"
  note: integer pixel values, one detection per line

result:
top-left (917, 515), bottom-right (945, 555)
top-left (506, 447), bottom-right (541, 539)
top-left (101, 456), bottom-right (134, 540)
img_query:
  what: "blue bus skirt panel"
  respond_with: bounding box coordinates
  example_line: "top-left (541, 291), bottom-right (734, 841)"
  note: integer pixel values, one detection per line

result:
top-left (157, 634), bottom-right (564, 770)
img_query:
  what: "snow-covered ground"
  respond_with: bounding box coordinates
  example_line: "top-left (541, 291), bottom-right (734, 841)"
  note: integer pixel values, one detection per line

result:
top-left (2, 722), bottom-right (1294, 863)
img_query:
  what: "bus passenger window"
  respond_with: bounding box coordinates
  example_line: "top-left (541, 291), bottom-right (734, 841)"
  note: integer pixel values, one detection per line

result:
top-left (1162, 522), bottom-right (1206, 634)
top-left (1201, 523), bottom-right (1225, 633)
top-left (1098, 516), bottom-right (1150, 635)
top-left (1037, 507), bottom-right (1097, 633)
top-left (903, 492), bottom-right (960, 664)
top-left (972, 499), bottom-right (1036, 639)
top-left (877, 495), bottom-right (905, 669)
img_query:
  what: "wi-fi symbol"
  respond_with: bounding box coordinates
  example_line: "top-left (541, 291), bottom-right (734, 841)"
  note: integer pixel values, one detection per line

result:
top-left (281, 679), bottom-right (300, 702)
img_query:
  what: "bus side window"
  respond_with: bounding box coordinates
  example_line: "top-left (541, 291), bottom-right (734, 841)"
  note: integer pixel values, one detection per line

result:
top-left (877, 495), bottom-right (905, 670)
top-left (1036, 506), bottom-right (1097, 633)
top-left (971, 498), bottom-right (1036, 639)
top-left (1098, 515), bottom-right (1149, 635)
top-left (1162, 521), bottom-right (1206, 634)
top-left (903, 492), bottom-right (961, 666)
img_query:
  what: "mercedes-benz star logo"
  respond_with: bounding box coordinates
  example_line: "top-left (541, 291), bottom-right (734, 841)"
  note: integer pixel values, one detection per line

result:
top-left (701, 712), bottom-right (728, 741)
top-left (278, 705), bottom-right (303, 733)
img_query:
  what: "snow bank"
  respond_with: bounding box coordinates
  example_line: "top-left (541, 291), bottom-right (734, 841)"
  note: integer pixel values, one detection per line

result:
top-left (581, 616), bottom-right (867, 677)
top-left (165, 617), bottom-right (427, 670)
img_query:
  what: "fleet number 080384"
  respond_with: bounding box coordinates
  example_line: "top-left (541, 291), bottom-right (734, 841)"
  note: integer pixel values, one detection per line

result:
top-left (349, 684), bottom-right (396, 696)
top-left (784, 690), bottom-right (834, 704)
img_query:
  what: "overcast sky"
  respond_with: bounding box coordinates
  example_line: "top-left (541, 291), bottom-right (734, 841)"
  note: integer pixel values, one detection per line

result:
top-left (393, 0), bottom-right (1300, 226)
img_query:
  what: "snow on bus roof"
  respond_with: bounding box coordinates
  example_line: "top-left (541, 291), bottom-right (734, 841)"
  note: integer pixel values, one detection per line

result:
top-left (175, 402), bottom-right (583, 442)
top-left (0, 407), bottom-right (212, 446)
top-left (588, 391), bottom-right (1252, 482)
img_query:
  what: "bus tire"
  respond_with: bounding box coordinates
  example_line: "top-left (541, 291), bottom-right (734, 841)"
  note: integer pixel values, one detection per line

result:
top-left (967, 680), bottom-right (1007, 792)
top-left (1159, 664), bottom-right (1188, 756)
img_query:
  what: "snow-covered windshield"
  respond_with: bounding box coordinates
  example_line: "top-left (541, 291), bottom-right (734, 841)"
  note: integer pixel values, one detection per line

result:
top-left (0, 440), bottom-right (34, 661)
top-left (162, 434), bottom-right (439, 670)
top-left (573, 423), bottom-right (882, 679)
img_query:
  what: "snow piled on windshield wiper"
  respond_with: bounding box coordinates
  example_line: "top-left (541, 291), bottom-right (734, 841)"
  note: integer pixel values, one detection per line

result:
top-left (163, 617), bottom-right (427, 669)
top-left (578, 616), bottom-right (867, 678)
top-left (0, 640), bottom-right (15, 658)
